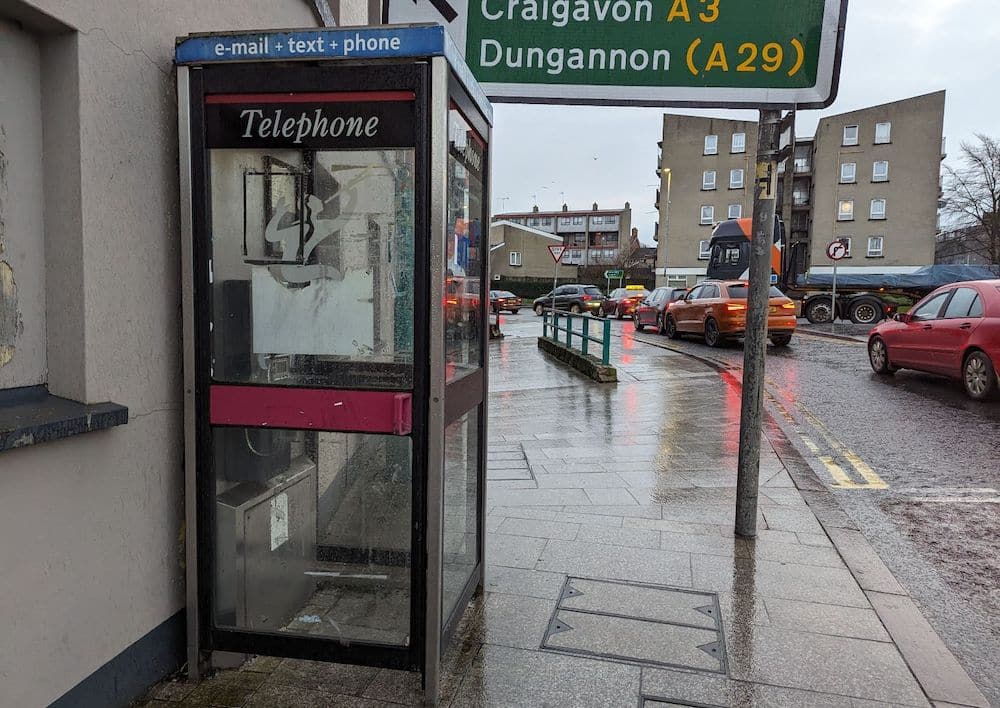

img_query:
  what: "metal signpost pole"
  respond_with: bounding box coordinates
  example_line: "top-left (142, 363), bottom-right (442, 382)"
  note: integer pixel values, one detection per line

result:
top-left (735, 109), bottom-right (782, 539)
top-left (831, 260), bottom-right (838, 332)
top-left (552, 257), bottom-right (559, 334)
top-left (548, 245), bottom-right (565, 337)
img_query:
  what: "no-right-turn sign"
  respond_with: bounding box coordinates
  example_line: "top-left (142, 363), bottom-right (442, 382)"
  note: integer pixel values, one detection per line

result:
top-left (826, 239), bottom-right (849, 261)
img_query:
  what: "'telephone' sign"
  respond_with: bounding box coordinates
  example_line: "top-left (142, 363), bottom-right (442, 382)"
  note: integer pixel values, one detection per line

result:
top-left (390, 0), bottom-right (848, 108)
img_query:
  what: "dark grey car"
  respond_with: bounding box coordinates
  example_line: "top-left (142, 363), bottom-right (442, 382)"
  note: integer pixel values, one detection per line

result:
top-left (533, 284), bottom-right (606, 315)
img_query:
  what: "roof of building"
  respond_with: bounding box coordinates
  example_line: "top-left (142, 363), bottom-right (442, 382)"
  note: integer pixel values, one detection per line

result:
top-left (489, 220), bottom-right (564, 242)
top-left (494, 207), bottom-right (626, 219)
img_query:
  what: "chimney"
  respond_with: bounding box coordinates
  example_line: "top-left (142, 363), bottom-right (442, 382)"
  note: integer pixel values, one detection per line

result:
top-left (562, 203), bottom-right (568, 212)
top-left (624, 201), bottom-right (631, 210)
top-left (592, 202), bottom-right (598, 211)
top-left (532, 205), bottom-right (539, 213)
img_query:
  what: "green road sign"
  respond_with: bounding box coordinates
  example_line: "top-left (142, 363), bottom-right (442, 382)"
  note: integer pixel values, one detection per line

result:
top-left (604, 269), bottom-right (624, 279)
top-left (390, 0), bottom-right (847, 108)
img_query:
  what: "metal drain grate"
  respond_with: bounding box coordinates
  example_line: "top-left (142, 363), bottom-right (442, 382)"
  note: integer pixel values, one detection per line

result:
top-left (542, 577), bottom-right (727, 674)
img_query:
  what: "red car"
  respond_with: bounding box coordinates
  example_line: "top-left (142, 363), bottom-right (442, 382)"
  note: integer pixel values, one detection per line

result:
top-left (868, 280), bottom-right (1000, 400)
top-left (633, 286), bottom-right (688, 333)
top-left (601, 288), bottom-right (650, 319)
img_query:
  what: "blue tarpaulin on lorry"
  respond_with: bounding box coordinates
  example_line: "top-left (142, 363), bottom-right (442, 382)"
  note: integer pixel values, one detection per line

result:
top-left (796, 265), bottom-right (999, 292)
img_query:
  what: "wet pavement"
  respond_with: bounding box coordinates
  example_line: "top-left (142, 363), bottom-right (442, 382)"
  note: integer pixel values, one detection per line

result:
top-left (138, 313), bottom-right (991, 707)
top-left (618, 315), bottom-right (1000, 706)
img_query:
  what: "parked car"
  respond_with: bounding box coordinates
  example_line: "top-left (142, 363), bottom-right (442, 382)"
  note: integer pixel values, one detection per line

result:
top-left (533, 284), bottom-right (605, 316)
top-left (489, 290), bottom-right (522, 314)
top-left (602, 287), bottom-right (651, 319)
top-left (867, 280), bottom-right (1000, 400)
top-left (664, 280), bottom-right (797, 347)
top-left (634, 287), bottom-right (689, 333)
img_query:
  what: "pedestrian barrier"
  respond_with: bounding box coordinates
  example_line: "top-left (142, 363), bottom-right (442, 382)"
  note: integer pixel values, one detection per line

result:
top-left (542, 311), bottom-right (612, 365)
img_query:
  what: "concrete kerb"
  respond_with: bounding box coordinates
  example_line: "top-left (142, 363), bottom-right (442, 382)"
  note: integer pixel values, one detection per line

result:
top-left (796, 328), bottom-right (868, 344)
top-left (627, 334), bottom-right (989, 708)
top-left (537, 336), bottom-right (618, 383)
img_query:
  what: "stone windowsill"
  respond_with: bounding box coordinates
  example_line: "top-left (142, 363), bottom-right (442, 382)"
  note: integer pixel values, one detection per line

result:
top-left (0, 385), bottom-right (128, 452)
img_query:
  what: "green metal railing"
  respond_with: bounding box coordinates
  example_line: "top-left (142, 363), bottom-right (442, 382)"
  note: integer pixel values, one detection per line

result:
top-left (542, 311), bottom-right (612, 365)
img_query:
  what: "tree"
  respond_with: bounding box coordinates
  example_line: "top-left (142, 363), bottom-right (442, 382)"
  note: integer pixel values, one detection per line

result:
top-left (577, 231), bottom-right (654, 288)
top-left (943, 134), bottom-right (1000, 266)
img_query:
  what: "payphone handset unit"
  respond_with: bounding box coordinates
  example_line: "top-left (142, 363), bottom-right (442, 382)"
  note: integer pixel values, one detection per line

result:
top-left (177, 24), bottom-right (492, 701)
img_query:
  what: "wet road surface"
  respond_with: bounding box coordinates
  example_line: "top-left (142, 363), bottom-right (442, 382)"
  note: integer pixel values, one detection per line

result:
top-left (498, 311), bottom-right (1000, 704)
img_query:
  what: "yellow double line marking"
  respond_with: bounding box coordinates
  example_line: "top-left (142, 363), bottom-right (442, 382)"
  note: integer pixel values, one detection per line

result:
top-left (765, 387), bottom-right (888, 490)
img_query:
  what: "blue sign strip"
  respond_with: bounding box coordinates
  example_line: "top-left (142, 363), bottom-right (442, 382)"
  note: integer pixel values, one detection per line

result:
top-left (175, 25), bottom-right (446, 64)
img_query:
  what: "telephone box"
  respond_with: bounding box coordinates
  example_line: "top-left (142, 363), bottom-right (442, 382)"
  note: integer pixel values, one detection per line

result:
top-left (175, 25), bottom-right (491, 699)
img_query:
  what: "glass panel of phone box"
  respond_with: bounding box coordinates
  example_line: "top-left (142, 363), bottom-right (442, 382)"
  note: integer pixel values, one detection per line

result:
top-left (208, 144), bottom-right (415, 645)
top-left (441, 106), bottom-right (486, 628)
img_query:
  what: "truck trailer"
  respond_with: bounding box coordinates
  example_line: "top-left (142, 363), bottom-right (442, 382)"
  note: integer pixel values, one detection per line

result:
top-left (704, 218), bottom-right (998, 324)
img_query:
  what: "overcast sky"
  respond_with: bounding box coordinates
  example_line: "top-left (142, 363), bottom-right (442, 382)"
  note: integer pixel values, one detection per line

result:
top-left (489, 0), bottom-right (1000, 245)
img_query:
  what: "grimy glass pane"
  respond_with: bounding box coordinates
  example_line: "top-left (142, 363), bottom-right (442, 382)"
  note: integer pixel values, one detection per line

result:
top-left (442, 411), bottom-right (480, 627)
top-left (214, 428), bottom-right (412, 645)
top-left (444, 108), bottom-right (486, 383)
top-left (209, 148), bottom-right (416, 389)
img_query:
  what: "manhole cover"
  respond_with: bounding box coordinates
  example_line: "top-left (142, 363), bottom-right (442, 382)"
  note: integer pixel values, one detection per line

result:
top-left (542, 577), bottom-right (727, 673)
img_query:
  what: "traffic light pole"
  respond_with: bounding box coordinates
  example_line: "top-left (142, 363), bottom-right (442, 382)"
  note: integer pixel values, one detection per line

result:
top-left (735, 109), bottom-right (782, 538)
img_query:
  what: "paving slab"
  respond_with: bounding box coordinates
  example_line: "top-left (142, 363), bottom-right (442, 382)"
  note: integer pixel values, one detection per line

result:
top-left (692, 553), bottom-right (871, 608)
top-left (496, 517), bottom-right (579, 541)
top-left (726, 626), bottom-right (928, 705)
top-left (536, 539), bottom-right (693, 587)
top-left (545, 609), bottom-right (723, 672)
top-left (484, 565), bottom-right (567, 600)
top-left (762, 597), bottom-right (892, 642)
top-left (574, 521), bottom-right (661, 549)
top-left (559, 578), bottom-right (719, 629)
top-left (449, 644), bottom-right (641, 708)
top-left (485, 533), bottom-right (547, 569)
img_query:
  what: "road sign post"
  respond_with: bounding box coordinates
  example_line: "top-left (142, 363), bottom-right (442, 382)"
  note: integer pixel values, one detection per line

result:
top-left (826, 238), bottom-right (849, 329)
top-left (548, 245), bottom-right (566, 332)
top-left (735, 109), bottom-right (782, 539)
top-left (389, 0), bottom-right (848, 109)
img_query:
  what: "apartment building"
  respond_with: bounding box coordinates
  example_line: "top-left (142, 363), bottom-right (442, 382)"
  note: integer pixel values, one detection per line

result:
top-left (807, 91), bottom-right (946, 274)
top-left (654, 92), bottom-right (946, 288)
top-left (494, 202), bottom-right (633, 267)
top-left (654, 116), bottom-right (758, 288)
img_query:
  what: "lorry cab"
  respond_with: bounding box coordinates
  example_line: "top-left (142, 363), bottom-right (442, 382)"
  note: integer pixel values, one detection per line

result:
top-left (706, 217), bottom-right (785, 283)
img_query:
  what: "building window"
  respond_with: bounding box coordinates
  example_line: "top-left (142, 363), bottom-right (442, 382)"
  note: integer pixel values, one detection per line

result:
top-left (729, 169), bottom-right (744, 189)
top-left (704, 135), bottom-right (718, 155)
top-left (873, 160), bottom-right (889, 182)
top-left (605, 215), bottom-right (618, 226)
top-left (728, 204), bottom-right (743, 219)
top-left (867, 236), bottom-right (884, 257)
top-left (698, 240), bottom-right (712, 260)
top-left (843, 125), bottom-right (859, 146)
top-left (542, 217), bottom-right (553, 226)
top-left (731, 132), bottom-right (746, 153)
top-left (529, 218), bottom-right (540, 226)
top-left (572, 216), bottom-right (584, 225)
top-left (509, 251), bottom-right (522, 266)
top-left (592, 215), bottom-right (604, 224)
top-left (703, 170), bottom-right (717, 190)
top-left (840, 162), bottom-right (857, 184)
top-left (700, 205), bottom-right (715, 225)
top-left (870, 199), bottom-right (887, 220)
top-left (839, 237), bottom-right (853, 257)
top-left (874, 122), bottom-right (892, 144)
top-left (838, 200), bottom-right (854, 221)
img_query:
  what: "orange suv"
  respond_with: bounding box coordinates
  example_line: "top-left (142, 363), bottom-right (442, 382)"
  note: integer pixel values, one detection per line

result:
top-left (664, 280), bottom-right (797, 347)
